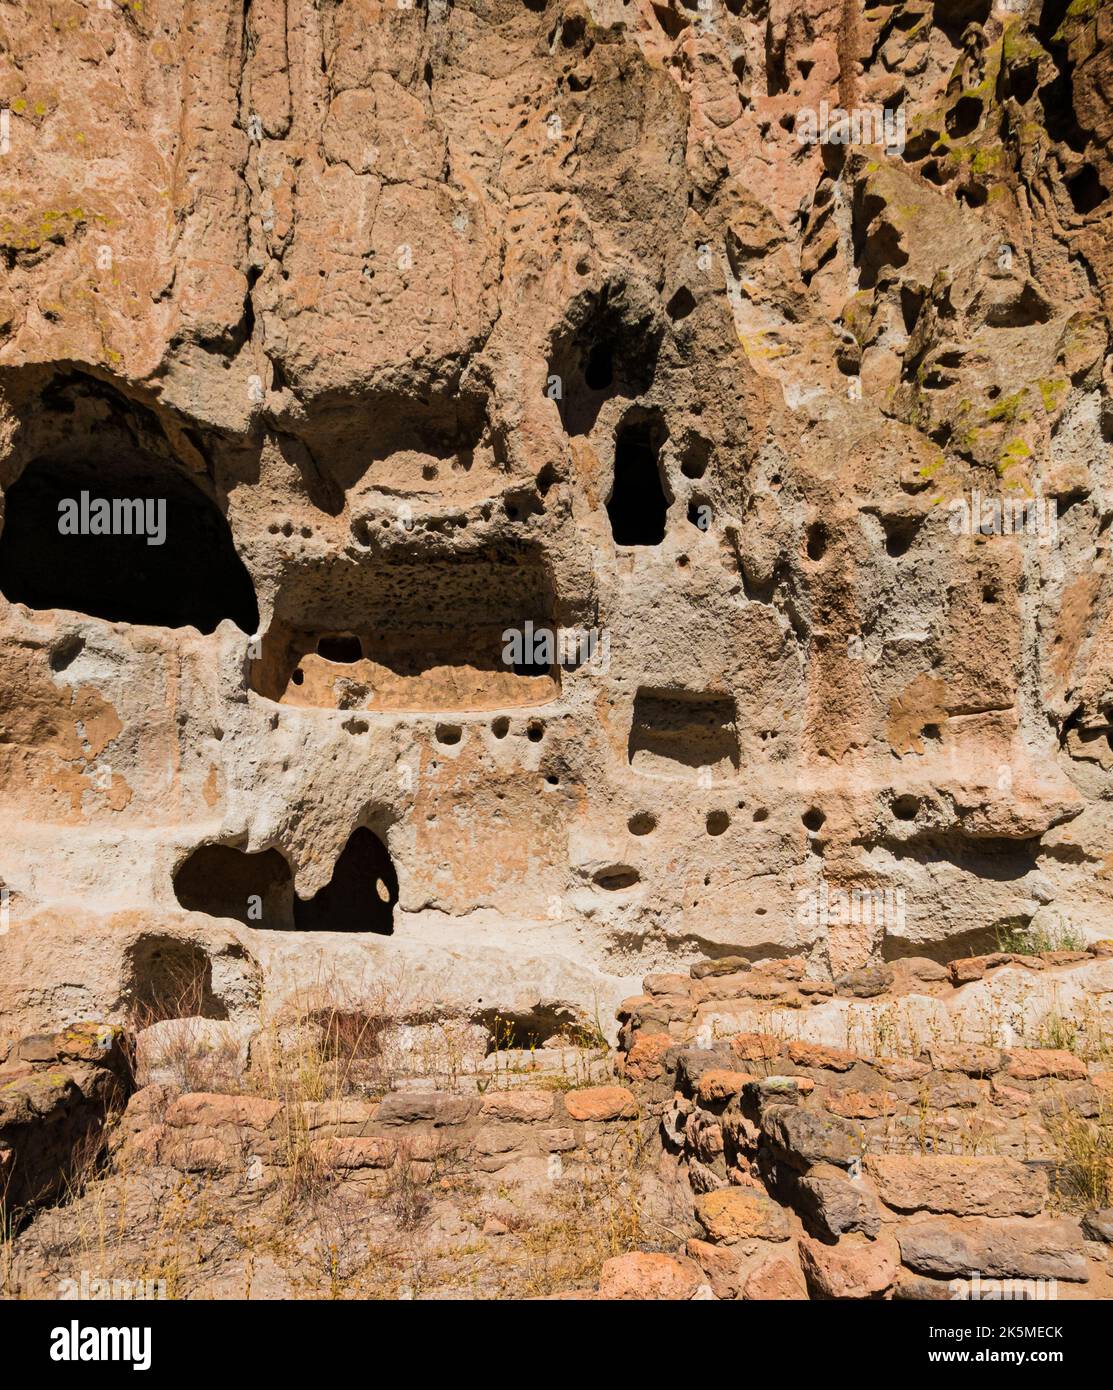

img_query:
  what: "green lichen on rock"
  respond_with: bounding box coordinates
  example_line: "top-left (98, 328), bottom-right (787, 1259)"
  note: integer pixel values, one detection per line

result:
top-left (1037, 378), bottom-right (1069, 414)
top-left (1060, 0), bottom-right (1099, 33)
top-left (986, 390), bottom-right (1029, 425)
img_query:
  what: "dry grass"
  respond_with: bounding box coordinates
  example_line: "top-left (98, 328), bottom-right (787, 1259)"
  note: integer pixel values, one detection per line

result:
top-left (3, 958), bottom-right (652, 1302)
top-left (126, 959), bottom-right (211, 1034)
top-left (507, 1127), bottom-right (662, 1297)
top-left (1030, 1005), bottom-right (1112, 1064)
top-left (995, 921), bottom-right (1087, 955)
top-left (1045, 1095), bottom-right (1113, 1213)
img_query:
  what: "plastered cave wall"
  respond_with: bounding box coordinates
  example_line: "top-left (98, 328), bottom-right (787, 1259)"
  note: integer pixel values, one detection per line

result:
top-left (0, 0), bottom-right (1111, 1041)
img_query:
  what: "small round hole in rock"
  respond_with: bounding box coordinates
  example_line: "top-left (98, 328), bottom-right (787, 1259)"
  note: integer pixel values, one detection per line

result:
top-left (892, 794), bottom-right (919, 821)
top-left (491, 716), bottom-right (510, 739)
top-left (628, 812), bottom-right (657, 835)
top-left (679, 435), bottom-right (711, 480)
top-left (806, 522), bottom-right (827, 561)
top-left (527, 720), bottom-right (544, 742)
top-left (594, 865), bottom-right (639, 890)
top-left (802, 807), bottom-right (825, 832)
top-left (50, 634), bottom-right (85, 672)
top-left (706, 810), bottom-right (730, 836)
top-left (884, 517), bottom-right (920, 558)
top-left (666, 286), bottom-right (696, 321)
top-left (436, 723), bottom-right (462, 746)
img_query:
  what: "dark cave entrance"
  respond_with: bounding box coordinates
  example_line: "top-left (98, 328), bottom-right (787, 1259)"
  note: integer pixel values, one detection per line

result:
top-left (1035, 0), bottom-right (1090, 154)
top-left (583, 343), bottom-right (614, 391)
top-left (174, 845), bottom-right (295, 929)
top-left (173, 830), bottom-right (397, 935)
top-left (607, 415), bottom-right (670, 546)
top-left (294, 828), bottom-right (397, 934)
top-left (0, 450), bottom-right (258, 634)
top-left (316, 633), bottom-right (364, 663)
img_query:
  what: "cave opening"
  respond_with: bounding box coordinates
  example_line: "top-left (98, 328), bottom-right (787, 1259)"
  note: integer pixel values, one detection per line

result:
top-left (250, 540), bottom-right (563, 710)
top-left (0, 449), bottom-right (258, 634)
top-left (294, 827), bottom-right (397, 934)
top-left (607, 416), bottom-right (670, 546)
top-left (173, 828), bottom-right (397, 934)
top-left (317, 633), bottom-right (364, 663)
top-left (548, 281), bottom-right (664, 436)
top-left (1067, 165), bottom-right (1108, 215)
top-left (628, 687), bottom-right (740, 777)
top-left (123, 936), bottom-right (227, 1023)
top-left (583, 343), bottom-right (614, 391)
top-left (1035, 0), bottom-right (1089, 153)
top-left (174, 845), bottom-right (295, 929)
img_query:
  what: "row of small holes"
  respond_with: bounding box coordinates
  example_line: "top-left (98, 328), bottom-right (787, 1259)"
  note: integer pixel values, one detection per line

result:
top-left (432, 718), bottom-right (546, 746)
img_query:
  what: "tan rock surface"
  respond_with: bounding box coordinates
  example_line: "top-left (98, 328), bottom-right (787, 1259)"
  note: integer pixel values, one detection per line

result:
top-left (0, 0), bottom-right (1109, 1057)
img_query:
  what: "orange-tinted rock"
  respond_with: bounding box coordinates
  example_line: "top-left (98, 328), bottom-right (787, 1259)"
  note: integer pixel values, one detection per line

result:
top-left (787, 1041), bottom-right (857, 1071)
top-left (479, 1089), bottom-right (555, 1122)
top-left (927, 1044), bottom-right (1006, 1076)
top-left (877, 1057), bottom-right (931, 1082)
top-left (694, 972), bottom-right (759, 1003)
top-left (686, 1237), bottom-right (747, 1300)
top-left (164, 1093), bottom-right (281, 1132)
top-left (1092, 1071), bottom-right (1113, 1101)
top-left (598, 1251), bottom-right (703, 1301)
top-left (949, 957), bottom-right (987, 985)
top-left (1006, 1049), bottom-right (1088, 1081)
top-left (312, 1136), bottom-right (398, 1170)
top-left (623, 1032), bottom-right (673, 1081)
top-left (743, 1254), bottom-right (809, 1301)
top-left (865, 1155), bottom-right (1048, 1217)
top-left (799, 1235), bottom-right (900, 1299)
top-left (697, 1069), bottom-right (755, 1102)
top-left (643, 973), bottom-right (692, 997)
top-left (730, 1033), bottom-right (782, 1063)
top-left (694, 1187), bottom-right (791, 1243)
top-left (563, 1086), bottom-right (639, 1122)
top-left (825, 1089), bottom-right (899, 1119)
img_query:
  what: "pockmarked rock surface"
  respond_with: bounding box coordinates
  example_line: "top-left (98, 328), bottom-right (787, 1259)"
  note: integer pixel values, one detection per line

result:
top-left (0, 0), bottom-right (1111, 1050)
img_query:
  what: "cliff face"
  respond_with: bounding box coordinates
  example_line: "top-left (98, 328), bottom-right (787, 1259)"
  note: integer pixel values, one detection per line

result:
top-left (0, 0), bottom-right (1111, 1037)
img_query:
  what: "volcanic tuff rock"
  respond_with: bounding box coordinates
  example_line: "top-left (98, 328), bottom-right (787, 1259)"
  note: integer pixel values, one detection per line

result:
top-left (0, 0), bottom-right (1111, 1042)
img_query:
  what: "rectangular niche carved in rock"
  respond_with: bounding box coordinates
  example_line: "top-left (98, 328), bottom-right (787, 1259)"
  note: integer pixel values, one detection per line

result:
top-left (250, 543), bottom-right (562, 712)
top-left (628, 687), bottom-right (740, 778)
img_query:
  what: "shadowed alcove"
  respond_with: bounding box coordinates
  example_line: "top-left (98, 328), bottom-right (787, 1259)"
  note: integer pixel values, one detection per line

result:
top-left (607, 412), bottom-right (670, 546)
top-left (294, 828), bottom-right (397, 934)
top-left (173, 829), bottom-right (397, 934)
top-left (0, 446), bottom-right (258, 634)
top-left (249, 538), bottom-right (563, 711)
top-left (547, 278), bottom-right (664, 437)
